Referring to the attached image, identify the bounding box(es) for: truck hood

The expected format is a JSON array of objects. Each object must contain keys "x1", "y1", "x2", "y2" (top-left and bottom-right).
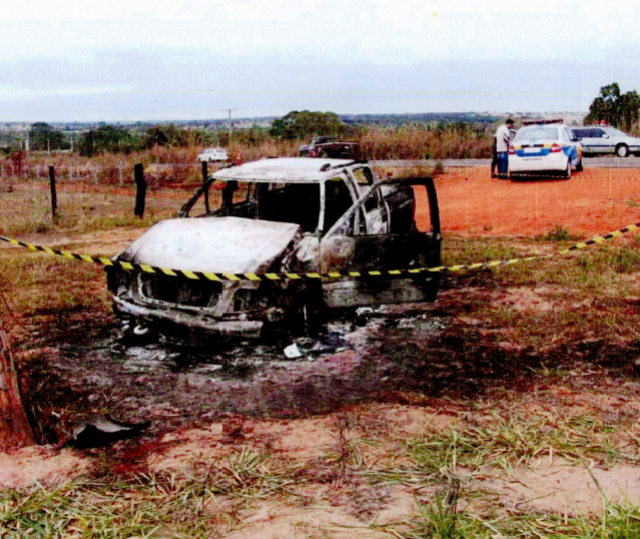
[{"x1": 120, "y1": 217, "x2": 302, "y2": 274}]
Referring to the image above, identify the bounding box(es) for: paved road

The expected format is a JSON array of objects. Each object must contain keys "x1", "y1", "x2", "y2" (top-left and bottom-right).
[{"x1": 372, "y1": 156, "x2": 640, "y2": 168}]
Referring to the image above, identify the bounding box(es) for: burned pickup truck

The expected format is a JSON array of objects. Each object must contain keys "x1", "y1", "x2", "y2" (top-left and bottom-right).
[{"x1": 107, "y1": 158, "x2": 441, "y2": 340}]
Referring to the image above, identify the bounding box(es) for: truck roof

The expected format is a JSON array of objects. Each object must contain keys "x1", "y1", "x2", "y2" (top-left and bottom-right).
[{"x1": 212, "y1": 157, "x2": 361, "y2": 183}]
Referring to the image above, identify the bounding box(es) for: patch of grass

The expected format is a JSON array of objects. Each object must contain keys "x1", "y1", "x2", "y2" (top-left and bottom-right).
[
  {"x1": 626, "y1": 197, "x2": 640, "y2": 208},
  {"x1": 540, "y1": 225, "x2": 576, "y2": 242},
  {"x1": 409, "y1": 413, "x2": 598, "y2": 473},
  {"x1": 0, "y1": 250, "x2": 110, "y2": 321},
  {"x1": 0, "y1": 182, "x2": 191, "y2": 238},
  {"x1": 189, "y1": 446, "x2": 303, "y2": 500},
  {"x1": 440, "y1": 234, "x2": 640, "y2": 348},
  {"x1": 361, "y1": 408, "x2": 640, "y2": 538},
  {"x1": 580, "y1": 247, "x2": 640, "y2": 275},
  {"x1": 442, "y1": 236, "x2": 531, "y2": 267},
  {"x1": 365, "y1": 410, "x2": 632, "y2": 491},
  {"x1": 0, "y1": 448, "x2": 305, "y2": 539}
]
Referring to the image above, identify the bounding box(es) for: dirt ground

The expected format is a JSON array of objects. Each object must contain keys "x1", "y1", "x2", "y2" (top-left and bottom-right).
[
  {"x1": 417, "y1": 165, "x2": 640, "y2": 236},
  {"x1": 4, "y1": 164, "x2": 640, "y2": 536}
]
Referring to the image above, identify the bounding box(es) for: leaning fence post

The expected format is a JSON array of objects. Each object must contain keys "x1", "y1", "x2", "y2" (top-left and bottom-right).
[
  {"x1": 48, "y1": 166, "x2": 57, "y2": 218},
  {"x1": 202, "y1": 161, "x2": 210, "y2": 213},
  {"x1": 134, "y1": 163, "x2": 146, "y2": 218},
  {"x1": 0, "y1": 317, "x2": 35, "y2": 449}
]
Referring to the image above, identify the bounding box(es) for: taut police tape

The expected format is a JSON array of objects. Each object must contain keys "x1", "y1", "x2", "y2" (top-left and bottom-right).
[{"x1": 1, "y1": 222, "x2": 639, "y2": 282}]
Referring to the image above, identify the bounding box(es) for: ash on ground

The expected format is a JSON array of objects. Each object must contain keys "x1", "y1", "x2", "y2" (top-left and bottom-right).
[{"x1": 43, "y1": 305, "x2": 447, "y2": 435}]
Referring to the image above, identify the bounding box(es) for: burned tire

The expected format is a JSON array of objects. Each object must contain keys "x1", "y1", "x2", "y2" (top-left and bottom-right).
[{"x1": 616, "y1": 144, "x2": 630, "y2": 158}]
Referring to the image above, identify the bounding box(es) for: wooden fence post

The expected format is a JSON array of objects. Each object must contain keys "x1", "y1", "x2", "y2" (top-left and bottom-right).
[
  {"x1": 0, "y1": 319, "x2": 35, "y2": 449},
  {"x1": 202, "y1": 161, "x2": 209, "y2": 213},
  {"x1": 49, "y1": 166, "x2": 57, "y2": 218},
  {"x1": 134, "y1": 163, "x2": 146, "y2": 218}
]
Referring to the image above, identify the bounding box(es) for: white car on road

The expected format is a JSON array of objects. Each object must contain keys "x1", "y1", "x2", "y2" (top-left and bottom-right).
[
  {"x1": 197, "y1": 147, "x2": 228, "y2": 162},
  {"x1": 570, "y1": 126, "x2": 640, "y2": 158}
]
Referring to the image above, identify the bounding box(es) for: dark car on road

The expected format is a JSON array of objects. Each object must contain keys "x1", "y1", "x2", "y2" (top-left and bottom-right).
[{"x1": 299, "y1": 136, "x2": 359, "y2": 159}]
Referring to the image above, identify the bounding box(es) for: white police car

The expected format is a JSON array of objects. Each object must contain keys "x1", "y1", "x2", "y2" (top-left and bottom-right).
[{"x1": 509, "y1": 124, "x2": 583, "y2": 179}]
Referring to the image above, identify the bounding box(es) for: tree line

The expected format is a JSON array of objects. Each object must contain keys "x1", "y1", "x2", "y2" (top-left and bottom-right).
[{"x1": 5, "y1": 84, "x2": 639, "y2": 158}]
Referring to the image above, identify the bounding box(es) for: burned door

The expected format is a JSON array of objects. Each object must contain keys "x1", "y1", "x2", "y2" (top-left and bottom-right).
[{"x1": 319, "y1": 178, "x2": 441, "y2": 308}]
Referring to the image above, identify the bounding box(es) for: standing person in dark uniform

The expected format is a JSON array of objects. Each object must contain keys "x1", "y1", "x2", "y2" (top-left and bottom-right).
[
  {"x1": 495, "y1": 118, "x2": 514, "y2": 179},
  {"x1": 490, "y1": 133, "x2": 498, "y2": 178}
]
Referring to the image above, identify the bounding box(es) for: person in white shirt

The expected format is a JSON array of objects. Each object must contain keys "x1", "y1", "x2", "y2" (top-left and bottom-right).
[{"x1": 495, "y1": 118, "x2": 514, "y2": 179}]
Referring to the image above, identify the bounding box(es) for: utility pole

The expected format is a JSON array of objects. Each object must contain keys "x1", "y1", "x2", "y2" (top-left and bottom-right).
[{"x1": 222, "y1": 108, "x2": 237, "y2": 143}]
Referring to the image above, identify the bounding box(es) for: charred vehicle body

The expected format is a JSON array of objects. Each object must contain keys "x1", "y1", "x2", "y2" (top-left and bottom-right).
[{"x1": 107, "y1": 158, "x2": 442, "y2": 340}]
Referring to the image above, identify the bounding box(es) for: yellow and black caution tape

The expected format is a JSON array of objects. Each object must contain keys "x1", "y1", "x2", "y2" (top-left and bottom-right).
[{"x1": 1, "y1": 222, "x2": 639, "y2": 282}]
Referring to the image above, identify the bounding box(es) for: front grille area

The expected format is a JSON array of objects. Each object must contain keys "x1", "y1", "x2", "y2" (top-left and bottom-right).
[{"x1": 139, "y1": 274, "x2": 223, "y2": 308}]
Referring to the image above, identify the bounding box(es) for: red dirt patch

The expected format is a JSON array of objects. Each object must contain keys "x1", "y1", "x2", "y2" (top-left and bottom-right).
[
  {"x1": 481, "y1": 460, "x2": 640, "y2": 515},
  {"x1": 0, "y1": 446, "x2": 90, "y2": 489},
  {"x1": 415, "y1": 166, "x2": 640, "y2": 236}
]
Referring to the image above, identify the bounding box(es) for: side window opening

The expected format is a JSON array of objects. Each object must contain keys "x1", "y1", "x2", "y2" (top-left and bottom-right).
[
  {"x1": 218, "y1": 181, "x2": 258, "y2": 218},
  {"x1": 352, "y1": 168, "x2": 374, "y2": 188},
  {"x1": 363, "y1": 184, "x2": 382, "y2": 213},
  {"x1": 359, "y1": 186, "x2": 388, "y2": 235},
  {"x1": 385, "y1": 185, "x2": 417, "y2": 234},
  {"x1": 324, "y1": 177, "x2": 355, "y2": 232},
  {"x1": 352, "y1": 184, "x2": 419, "y2": 236}
]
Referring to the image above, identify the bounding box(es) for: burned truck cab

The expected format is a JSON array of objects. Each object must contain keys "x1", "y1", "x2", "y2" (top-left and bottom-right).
[{"x1": 108, "y1": 158, "x2": 441, "y2": 340}]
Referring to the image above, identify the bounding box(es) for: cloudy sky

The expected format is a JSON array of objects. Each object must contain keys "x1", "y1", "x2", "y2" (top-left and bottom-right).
[{"x1": 1, "y1": 0, "x2": 639, "y2": 121}]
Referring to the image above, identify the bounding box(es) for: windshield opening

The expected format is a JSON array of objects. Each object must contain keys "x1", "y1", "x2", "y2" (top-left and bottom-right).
[{"x1": 190, "y1": 180, "x2": 322, "y2": 234}]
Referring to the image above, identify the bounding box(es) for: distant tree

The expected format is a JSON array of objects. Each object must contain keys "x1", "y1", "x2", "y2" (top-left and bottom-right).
[
  {"x1": 77, "y1": 125, "x2": 135, "y2": 156},
  {"x1": 269, "y1": 110, "x2": 347, "y2": 140},
  {"x1": 28, "y1": 122, "x2": 69, "y2": 151},
  {"x1": 143, "y1": 124, "x2": 189, "y2": 148},
  {"x1": 585, "y1": 82, "x2": 640, "y2": 131}
]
